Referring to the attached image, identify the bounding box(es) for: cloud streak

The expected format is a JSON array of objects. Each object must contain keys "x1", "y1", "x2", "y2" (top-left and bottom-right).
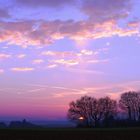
[
  {"x1": 16, "y1": 54, "x2": 26, "y2": 59},
  {"x1": 0, "y1": 53, "x2": 11, "y2": 60},
  {"x1": 33, "y1": 59, "x2": 44, "y2": 64},
  {"x1": 11, "y1": 67, "x2": 35, "y2": 72},
  {"x1": 51, "y1": 59, "x2": 79, "y2": 66}
]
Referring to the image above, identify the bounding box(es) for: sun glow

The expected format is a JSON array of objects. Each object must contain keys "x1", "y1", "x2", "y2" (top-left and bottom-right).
[{"x1": 79, "y1": 116, "x2": 84, "y2": 120}]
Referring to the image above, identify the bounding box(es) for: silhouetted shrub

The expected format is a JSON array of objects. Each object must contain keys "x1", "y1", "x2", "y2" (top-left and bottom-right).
[
  {"x1": 0, "y1": 122, "x2": 7, "y2": 128},
  {"x1": 9, "y1": 119, "x2": 41, "y2": 128}
]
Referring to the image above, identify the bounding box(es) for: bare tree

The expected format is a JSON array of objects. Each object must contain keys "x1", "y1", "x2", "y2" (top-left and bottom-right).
[
  {"x1": 98, "y1": 97, "x2": 117, "y2": 126},
  {"x1": 137, "y1": 92, "x2": 140, "y2": 121},
  {"x1": 68, "y1": 96, "x2": 117, "y2": 127},
  {"x1": 67, "y1": 96, "x2": 97, "y2": 127},
  {"x1": 119, "y1": 91, "x2": 140, "y2": 121}
]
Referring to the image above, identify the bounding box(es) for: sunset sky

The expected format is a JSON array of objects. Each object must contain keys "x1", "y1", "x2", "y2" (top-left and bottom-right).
[{"x1": 0, "y1": 0, "x2": 140, "y2": 121}]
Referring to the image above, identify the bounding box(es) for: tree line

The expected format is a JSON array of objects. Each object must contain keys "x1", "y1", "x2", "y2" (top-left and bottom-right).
[
  {"x1": 0, "y1": 119, "x2": 41, "y2": 129},
  {"x1": 67, "y1": 91, "x2": 140, "y2": 128}
]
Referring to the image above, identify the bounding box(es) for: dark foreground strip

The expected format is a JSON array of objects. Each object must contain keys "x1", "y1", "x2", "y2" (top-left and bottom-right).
[{"x1": 0, "y1": 128, "x2": 140, "y2": 140}]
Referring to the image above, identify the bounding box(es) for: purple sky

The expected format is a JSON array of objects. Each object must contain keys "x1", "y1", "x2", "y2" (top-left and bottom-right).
[{"x1": 0, "y1": 0, "x2": 140, "y2": 121}]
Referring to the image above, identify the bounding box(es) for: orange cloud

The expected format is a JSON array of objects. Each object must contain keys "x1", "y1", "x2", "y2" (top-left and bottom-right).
[
  {"x1": 11, "y1": 67, "x2": 34, "y2": 72},
  {"x1": 41, "y1": 51, "x2": 75, "y2": 57},
  {"x1": 127, "y1": 21, "x2": 140, "y2": 28},
  {"x1": 52, "y1": 59, "x2": 79, "y2": 66}
]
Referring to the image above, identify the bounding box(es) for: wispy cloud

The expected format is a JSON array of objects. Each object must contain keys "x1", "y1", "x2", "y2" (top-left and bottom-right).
[
  {"x1": 11, "y1": 67, "x2": 35, "y2": 72},
  {"x1": 41, "y1": 51, "x2": 75, "y2": 57},
  {"x1": 51, "y1": 59, "x2": 79, "y2": 66},
  {"x1": 83, "y1": 80, "x2": 140, "y2": 99},
  {"x1": 66, "y1": 67, "x2": 105, "y2": 75},
  {"x1": 0, "y1": 53, "x2": 11, "y2": 60},
  {"x1": 32, "y1": 59, "x2": 44, "y2": 64},
  {"x1": 53, "y1": 90, "x2": 87, "y2": 98},
  {"x1": 27, "y1": 81, "x2": 140, "y2": 99},
  {"x1": 87, "y1": 59, "x2": 110, "y2": 64},
  {"x1": 27, "y1": 83, "x2": 88, "y2": 98},
  {"x1": 41, "y1": 51, "x2": 55, "y2": 56},
  {"x1": 47, "y1": 64, "x2": 58, "y2": 69},
  {"x1": 17, "y1": 54, "x2": 26, "y2": 59},
  {"x1": 80, "y1": 49, "x2": 93, "y2": 56}
]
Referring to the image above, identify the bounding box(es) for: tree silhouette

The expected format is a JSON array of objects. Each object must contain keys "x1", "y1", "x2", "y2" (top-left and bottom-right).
[
  {"x1": 68, "y1": 96, "x2": 117, "y2": 127},
  {"x1": 119, "y1": 91, "x2": 140, "y2": 121},
  {"x1": 98, "y1": 97, "x2": 117, "y2": 127},
  {"x1": 67, "y1": 96, "x2": 97, "y2": 127}
]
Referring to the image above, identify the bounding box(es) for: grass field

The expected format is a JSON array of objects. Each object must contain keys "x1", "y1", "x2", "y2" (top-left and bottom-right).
[{"x1": 0, "y1": 127, "x2": 140, "y2": 140}]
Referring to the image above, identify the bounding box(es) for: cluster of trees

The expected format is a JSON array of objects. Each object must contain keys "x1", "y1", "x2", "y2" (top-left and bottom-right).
[{"x1": 68, "y1": 91, "x2": 140, "y2": 127}]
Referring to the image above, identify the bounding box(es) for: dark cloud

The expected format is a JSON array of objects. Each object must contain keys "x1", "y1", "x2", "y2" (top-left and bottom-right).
[
  {"x1": 81, "y1": 0, "x2": 132, "y2": 22},
  {"x1": 15, "y1": 0, "x2": 76, "y2": 8},
  {"x1": 0, "y1": 8, "x2": 10, "y2": 18},
  {"x1": 14, "y1": 0, "x2": 133, "y2": 23}
]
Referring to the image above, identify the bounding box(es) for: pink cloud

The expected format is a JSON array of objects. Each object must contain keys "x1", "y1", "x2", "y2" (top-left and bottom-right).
[
  {"x1": 47, "y1": 64, "x2": 58, "y2": 69},
  {"x1": 0, "y1": 53, "x2": 11, "y2": 60},
  {"x1": 0, "y1": 20, "x2": 136, "y2": 47},
  {"x1": 127, "y1": 20, "x2": 140, "y2": 28},
  {"x1": 80, "y1": 49, "x2": 93, "y2": 55},
  {"x1": 0, "y1": 69, "x2": 4, "y2": 74},
  {"x1": 51, "y1": 59, "x2": 79, "y2": 66},
  {"x1": 32, "y1": 59, "x2": 44, "y2": 64},
  {"x1": 87, "y1": 59, "x2": 110, "y2": 64},
  {"x1": 66, "y1": 67, "x2": 105, "y2": 75},
  {"x1": 41, "y1": 51, "x2": 75, "y2": 57},
  {"x1": 17, "y1": 54, "x2": 26, "y2": 59}
]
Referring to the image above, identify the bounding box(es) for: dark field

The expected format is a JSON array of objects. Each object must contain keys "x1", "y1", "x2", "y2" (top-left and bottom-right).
[{"x1": 0, "y1": 128, "x2": 140, "y2": 140}]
